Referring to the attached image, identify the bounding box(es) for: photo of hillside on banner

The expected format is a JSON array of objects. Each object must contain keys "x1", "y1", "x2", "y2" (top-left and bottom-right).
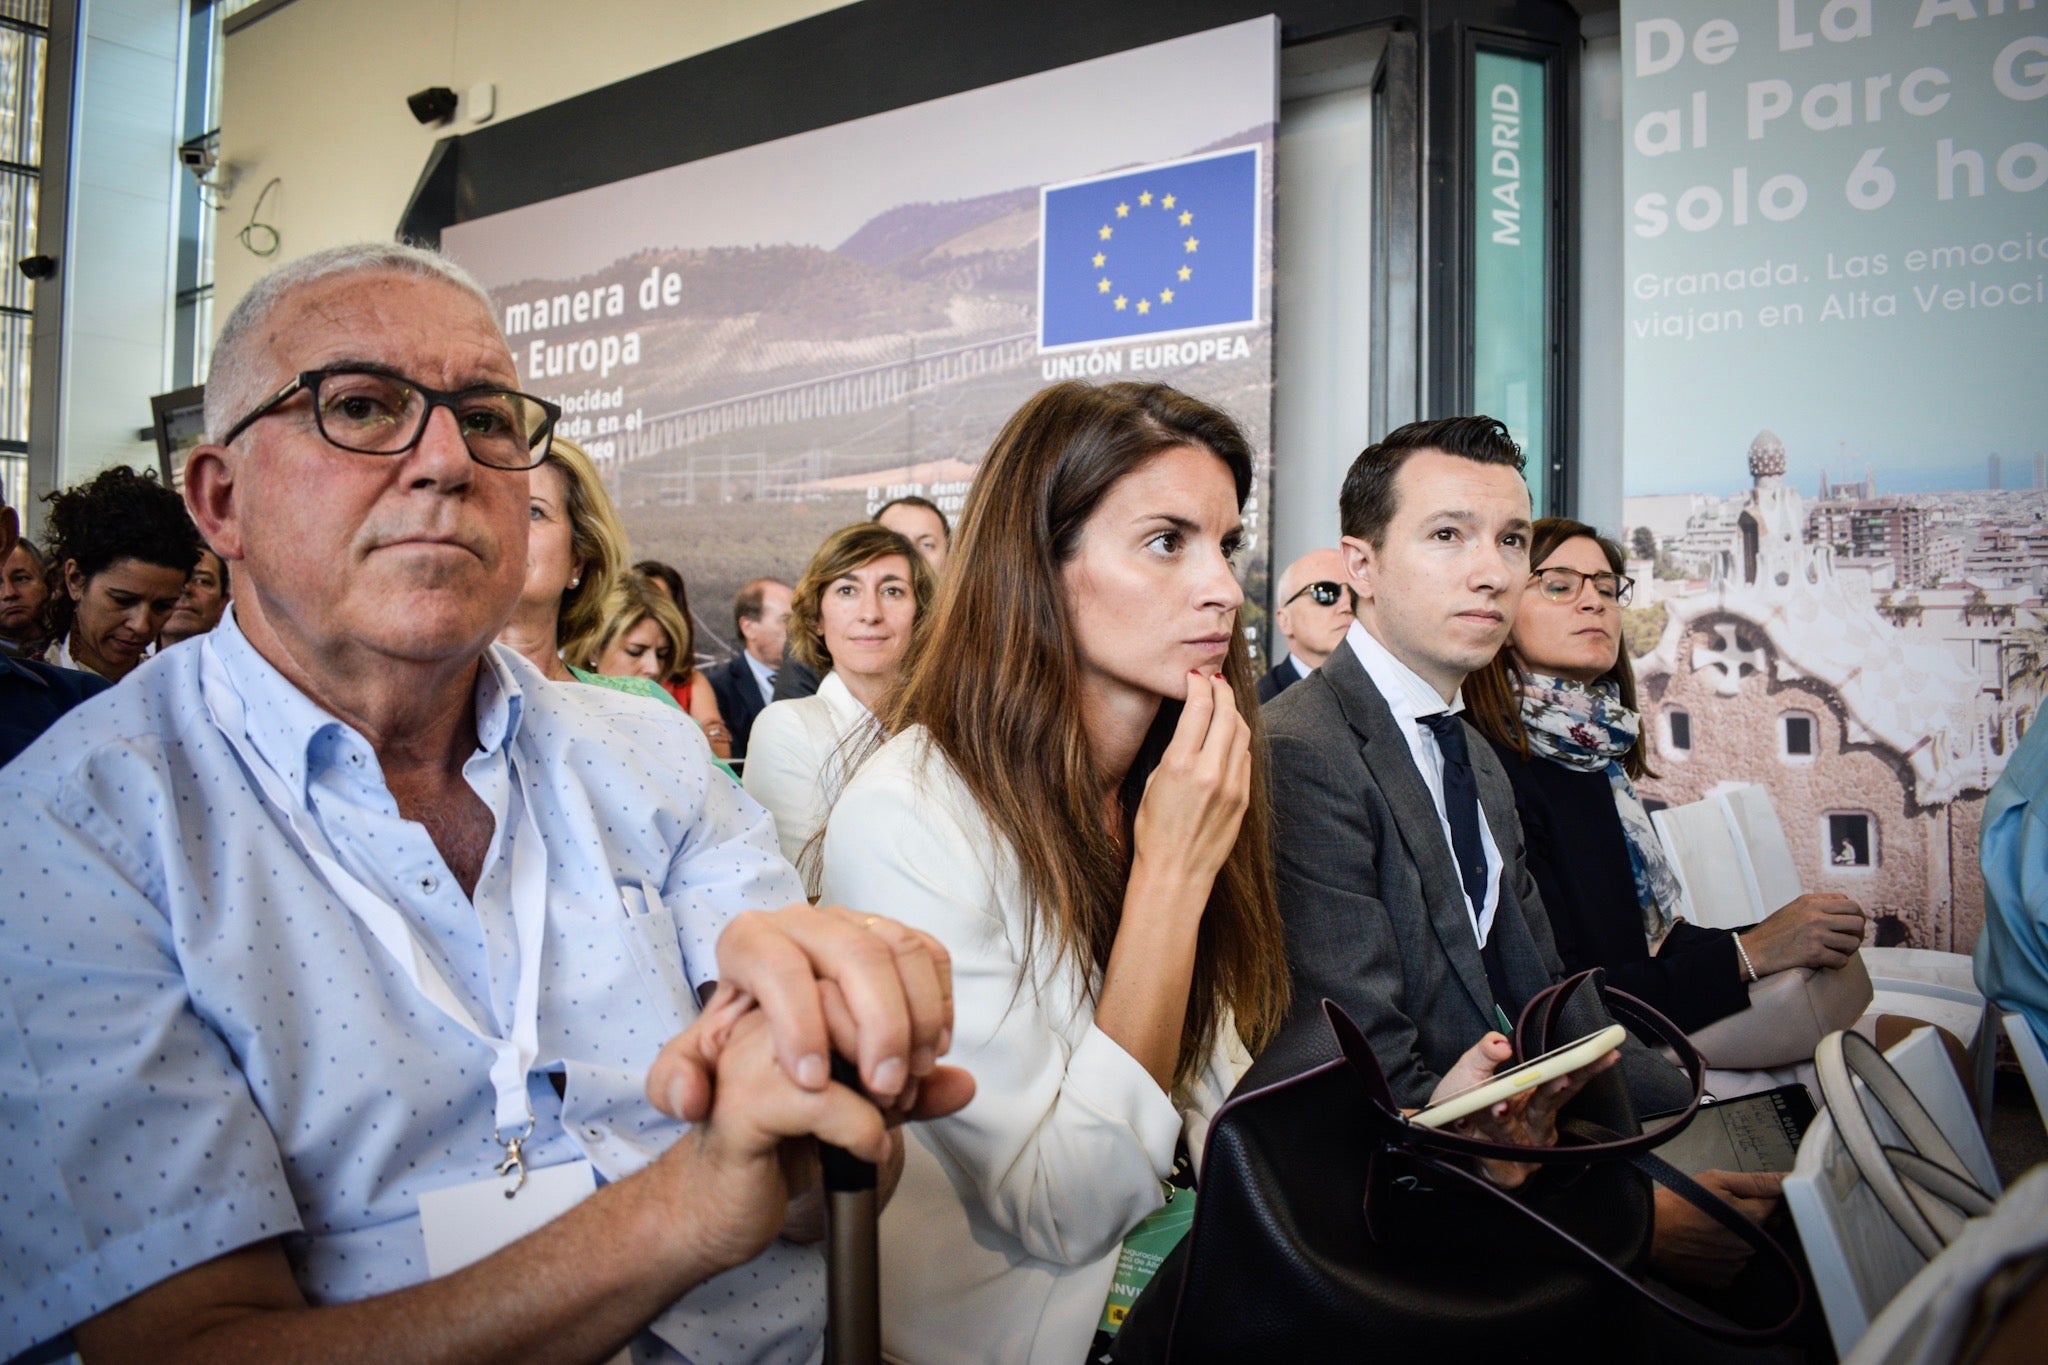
[
  {"x1": 1619, "y1": 0, "x2": 2048, "y2": 953},
  {"x1": 443, "y1": 17, "x2": 1278, "y2": 661}
]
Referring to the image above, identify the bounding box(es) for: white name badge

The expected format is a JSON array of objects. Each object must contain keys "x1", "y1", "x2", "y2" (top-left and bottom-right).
[{"x1": 419, "y1": 1160, "x2": 631, "y2": 1365}]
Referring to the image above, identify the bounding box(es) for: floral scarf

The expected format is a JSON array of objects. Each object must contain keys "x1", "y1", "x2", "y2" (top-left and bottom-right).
[{"x1": 1516, "y1": 673, "x2": 1691, "y2": 940}]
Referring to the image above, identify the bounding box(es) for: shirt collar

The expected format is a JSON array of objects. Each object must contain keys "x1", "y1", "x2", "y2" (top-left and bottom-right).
[
  {"x1": 1345, "y1": 618, "x2": 1465, "y2": 727},
  {"x1": 1285, "y1": 652, "x2": 1315, "y2": 681},
  {"x1": 474, "y1": 642, "x2": 527, "y2": 755},
  {"x1": 47, "y1": 634, "x2": 104, "y2": 678},
  {"x1": 207, "y1": 606, "x2": 526, "y2": 805},
  {"x1": 817, "y1": 669, "x2": 876, "y2": 730},
  {"x1": 745, "y1": 650, "x2": 776, "y2": 693}
]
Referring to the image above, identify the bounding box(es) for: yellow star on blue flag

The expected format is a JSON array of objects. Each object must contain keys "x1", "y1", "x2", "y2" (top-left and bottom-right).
[{"x1": 1038, "y1": 146, "x2": 1260, "y2": 349}]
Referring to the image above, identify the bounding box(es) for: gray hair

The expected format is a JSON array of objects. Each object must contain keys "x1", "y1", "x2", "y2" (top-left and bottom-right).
[{"x1": 204, "y1": 241, "x2": 499, "y2": 443}]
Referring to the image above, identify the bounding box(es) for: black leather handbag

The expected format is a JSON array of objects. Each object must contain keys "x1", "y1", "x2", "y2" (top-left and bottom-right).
[{"x1": 1111, "y1": 971, "x2": 1805, "y2": 1362}]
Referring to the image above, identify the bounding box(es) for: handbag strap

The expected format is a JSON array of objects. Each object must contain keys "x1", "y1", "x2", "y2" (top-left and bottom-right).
[
  {"x1": 1813, "y1": 1029, "x2": 1996, "y2": 1259},
  {"x1": 1354, "y1": 970, "x2": 1705, "y2": 1167},
  {"x1": 1392, "y1": 1139, "x2": 1806, "y2": 1340}
]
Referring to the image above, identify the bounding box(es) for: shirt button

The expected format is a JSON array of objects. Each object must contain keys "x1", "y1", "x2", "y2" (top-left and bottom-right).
[{"x1": 418, "y1": 874, "x2": 439, "y2": 894}]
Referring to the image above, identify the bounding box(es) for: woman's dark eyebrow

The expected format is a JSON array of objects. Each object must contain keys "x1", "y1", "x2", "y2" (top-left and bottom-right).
[{"x1": 1137, "y1": 513, "x2": 1245, "y2": 538}]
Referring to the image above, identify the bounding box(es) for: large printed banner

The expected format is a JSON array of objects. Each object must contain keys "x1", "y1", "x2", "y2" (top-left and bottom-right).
[
  {"x1": 1621, "y1": 1, "x2": 2048, "y2": 951},
  {"x1": 444, "y1": 18, "x2": 1278, "y2": 659}
]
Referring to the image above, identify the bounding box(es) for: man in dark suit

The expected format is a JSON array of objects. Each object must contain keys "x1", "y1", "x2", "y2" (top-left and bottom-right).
[
  {"x1": 1265, "y1": 416, "x2": 1774, "y2": 1283},
  {"x1": 703, "y1": 577, "x2": 791, "y2": 760},
  {"x1": 1257, "y1": 547, "x2": 1352, "y2": 702}
]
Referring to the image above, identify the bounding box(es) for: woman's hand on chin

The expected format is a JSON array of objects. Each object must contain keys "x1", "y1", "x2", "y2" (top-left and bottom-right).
[{"x1": 1130, "y1": 671, "x2": 1251, "y2": 901}]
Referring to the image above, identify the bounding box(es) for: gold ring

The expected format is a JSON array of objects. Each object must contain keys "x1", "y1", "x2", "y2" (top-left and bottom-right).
[{"x1": 863, "y1": 915, "x2": 882, "y2": 930}]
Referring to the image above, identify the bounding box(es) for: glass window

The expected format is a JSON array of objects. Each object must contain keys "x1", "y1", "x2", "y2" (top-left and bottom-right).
[
  {"x1": 1781, "y1": 711, "x2": 1815, "y2": 759},
  {"x1": 1665, "y1": 708, "x2": 1691, "y2": 754},
  {"x1": 1827, "y1": 813, "x2": 1875, "y2": 868},
  {"x1": 0, "y1": 2, "x2": 45, "y2": 472},
  {"x1": 168, "y1": 0, "x2": 265, "y2": 389}
]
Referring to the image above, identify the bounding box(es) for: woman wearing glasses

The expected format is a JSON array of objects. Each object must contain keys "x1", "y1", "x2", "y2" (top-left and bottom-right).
[{"x1": 1463, "y1": 518, "x2": 1864, "y2": 1034}]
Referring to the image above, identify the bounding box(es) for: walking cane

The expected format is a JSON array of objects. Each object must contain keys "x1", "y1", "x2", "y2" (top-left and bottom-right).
[{"x1": 821, "y1": 1057, "x2": 881, "y2": 1365}]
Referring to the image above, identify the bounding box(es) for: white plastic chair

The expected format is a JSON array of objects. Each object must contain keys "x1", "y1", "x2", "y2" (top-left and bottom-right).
[
  {"x1": 1784, "y1": 1026, "x2": 2003, "y2": 1358},
  {"x1": 1842, "y1": 1163, "x2": 2048, "y2": 1365},
  {"x1": 2004, "y1": 1010, "x2": 2048, "y2": 1134},
  {"x1": 1861, "y1": 946, "x2": 1997, "y2": 1127}
]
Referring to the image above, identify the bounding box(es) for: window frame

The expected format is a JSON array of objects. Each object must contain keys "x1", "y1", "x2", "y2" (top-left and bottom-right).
[
  {"x1": 1779, "y1": 709, "x2": 1817, "y2": 762},
  {"x1": 1824, "y1": 811, "x2": 1877, "y2": 871},
  {"x1": 1662, "y1": 706, "x2": 1692, "y2": 758}
]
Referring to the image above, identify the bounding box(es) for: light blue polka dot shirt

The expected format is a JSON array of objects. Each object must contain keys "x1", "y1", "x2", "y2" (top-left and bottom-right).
[{"x1": 0, "y1": 609, "x2": 821, "y2": 1362}]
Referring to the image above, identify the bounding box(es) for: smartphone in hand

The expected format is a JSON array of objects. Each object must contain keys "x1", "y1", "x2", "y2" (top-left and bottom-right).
[{"x1": 1407, "y1": 1024, "x2": 1626, "y2": 1130}]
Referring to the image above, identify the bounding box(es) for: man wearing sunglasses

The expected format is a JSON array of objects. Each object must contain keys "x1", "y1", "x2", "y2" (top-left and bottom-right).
[
  {"x1": 1258, "y1": 548, "x2": 1352, "y2": 702},
  {"x1": 0, "y1": 243, "x2": 968, "y2": 1365}
]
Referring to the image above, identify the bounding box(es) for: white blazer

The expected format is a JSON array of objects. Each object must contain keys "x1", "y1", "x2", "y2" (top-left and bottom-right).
[
  {"x1": 743, "y1": 671, "x2": 879, "y2": 876},
  {"x1": 819, "y1": 727, "x2": 1245, "y2": 1365}
]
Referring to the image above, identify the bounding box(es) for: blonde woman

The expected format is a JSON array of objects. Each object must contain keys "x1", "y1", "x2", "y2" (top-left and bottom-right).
[
  {"x1": 577, "y1": 576, "x2": 732, "y2": 759},
  {"x1": 496, "y1": 436, "x2": 626, "y2": 682}
]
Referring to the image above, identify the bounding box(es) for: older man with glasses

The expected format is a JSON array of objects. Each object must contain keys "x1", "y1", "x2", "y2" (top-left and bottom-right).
[
  {"x1": 0, "y1": 243, "x2": 968, "y2": 1365},
  {"x1": 1257, "y1": 546, "x2": 1353, "y2": 702}
]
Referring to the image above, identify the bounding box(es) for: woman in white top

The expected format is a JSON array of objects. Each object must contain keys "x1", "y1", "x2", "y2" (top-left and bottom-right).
[
  {"x1": 817, "y1": 381, "x2": 1291, "y2": 1365},
  {"x1": 744, "y1": 522, "x2": 935, "y2": 883}
]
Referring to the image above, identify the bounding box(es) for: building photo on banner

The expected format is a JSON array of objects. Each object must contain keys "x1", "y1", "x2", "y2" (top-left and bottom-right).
[
  {"x1": 1619, "y1": 0, "x2": 2048, "y2": 951},
  {"x1": 443, "y1": 17, "x2": 1278, "y2": 661}
]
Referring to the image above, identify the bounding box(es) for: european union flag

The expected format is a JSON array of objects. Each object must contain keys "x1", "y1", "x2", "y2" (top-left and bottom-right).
[{"x1": 1038, "y1": 146, "x2": 1261, "y2": 351}]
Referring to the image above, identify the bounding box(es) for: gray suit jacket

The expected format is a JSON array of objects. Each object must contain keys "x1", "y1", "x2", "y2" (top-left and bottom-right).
[{"x1": 1263, "y1": 638, "x2": 1689, "y2": 1116}]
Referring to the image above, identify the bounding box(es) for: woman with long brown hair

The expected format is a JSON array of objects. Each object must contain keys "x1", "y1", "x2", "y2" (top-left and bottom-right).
[{"x1": 817, "y1": 381, "x2": 1289, "y2": 1364}]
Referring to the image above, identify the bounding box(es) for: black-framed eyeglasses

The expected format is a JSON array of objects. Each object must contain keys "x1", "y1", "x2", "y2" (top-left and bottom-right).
[
  {"x1": 1531, "y1": 566, "x2": 1635, "y2": 607},
  {"x1": 218, "y1": 367, "x2": 562, "y2": 471},
  {"x1": 1284, "y1": 580, "x2": 1350, "y2": 608}
]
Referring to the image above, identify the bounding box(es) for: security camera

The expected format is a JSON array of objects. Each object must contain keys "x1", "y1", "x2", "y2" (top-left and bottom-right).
[
  {"x1": 17, "y1": 254, "x2": 56, "y2": 281},
  {"x1": 178, "y1": 140, "x2": 216, "y2": 175},
  {"x1": 407, "y1": 87, "x2": 458, "y2": 125}
]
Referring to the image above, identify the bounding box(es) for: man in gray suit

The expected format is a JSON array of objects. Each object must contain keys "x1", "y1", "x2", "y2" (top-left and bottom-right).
[{"x1": 1265, "y1": 415, "x2": 1778, "y2": 1284}]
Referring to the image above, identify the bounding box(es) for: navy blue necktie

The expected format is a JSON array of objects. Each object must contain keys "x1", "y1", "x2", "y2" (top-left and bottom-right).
[{"x1": 1419, "y1": 710, "x2": 1515, "y2": 1014}]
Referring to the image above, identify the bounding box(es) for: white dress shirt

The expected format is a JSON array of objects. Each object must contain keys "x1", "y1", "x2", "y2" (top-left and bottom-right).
[
  {"x1": 745, "y1": 649, "x2": 777, "y2": 707},
  {"x1": 44, "y1": 633, "x2": 98, "y2": 678},
  {"x1": 0, "y1": 609, "x2": 819, "y2": 1363},
  {"x1": 743, "y1": 670, "x2": 880, "y2": 877},
  {"x1": 1285, "y1": 652, "x2": 1314, "y2": 683},
  {"x1": 1344, "y1": 619, "x2": 1504, "y2": 946},
  {"x1": 820, "y1": 728, "x2": 1246, "y2": 1365}
]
